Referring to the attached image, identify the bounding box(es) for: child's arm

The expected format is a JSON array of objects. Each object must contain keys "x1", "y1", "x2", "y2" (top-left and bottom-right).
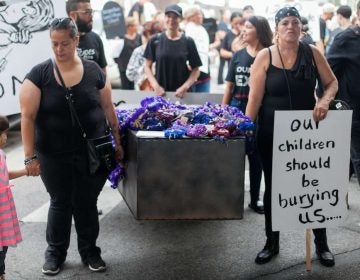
[{"x1": 9, "y1": 168, "x2": 28, "y2": 180}]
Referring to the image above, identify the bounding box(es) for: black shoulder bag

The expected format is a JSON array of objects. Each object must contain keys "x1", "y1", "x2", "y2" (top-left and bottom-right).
[{"x1": 52, "y1": 60, "x2": 117, "y2": 174}]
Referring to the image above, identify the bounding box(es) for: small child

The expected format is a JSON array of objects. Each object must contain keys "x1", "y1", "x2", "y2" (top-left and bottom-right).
[{"x1": 0, "y1": 115, "x2": 27, "y2": 280}]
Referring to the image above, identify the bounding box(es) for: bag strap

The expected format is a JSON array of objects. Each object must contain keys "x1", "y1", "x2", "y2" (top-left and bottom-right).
[{"x1": 52, "y1": 59, "x2": 88, "y2": 139}]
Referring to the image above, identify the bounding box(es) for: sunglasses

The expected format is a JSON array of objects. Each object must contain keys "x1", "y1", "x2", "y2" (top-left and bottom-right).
[
  {"x1": 50, "y1": 17, "x2": 73, "y2": 28},
  {"x1": 75, "y1": 9, "x2": 94, "y2": 16}
]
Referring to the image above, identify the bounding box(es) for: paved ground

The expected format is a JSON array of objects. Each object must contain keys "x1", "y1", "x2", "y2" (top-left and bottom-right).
[{"x1": 3, "y1": 130, "x2": 360, "y2": 280}]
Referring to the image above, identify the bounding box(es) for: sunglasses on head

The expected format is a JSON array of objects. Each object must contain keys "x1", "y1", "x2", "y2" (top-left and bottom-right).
[{"x1": 50, "y1": 17, "x2": 73, "y2": 28}]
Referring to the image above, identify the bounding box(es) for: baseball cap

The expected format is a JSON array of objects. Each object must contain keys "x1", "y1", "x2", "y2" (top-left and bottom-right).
[{"x1": 165, "y1": 4, "x2": 182, "y2": 17}]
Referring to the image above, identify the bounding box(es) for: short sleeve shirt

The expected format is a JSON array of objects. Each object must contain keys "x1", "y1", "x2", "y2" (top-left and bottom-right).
[
  {"x1": 143, "y1": 32, "x2": 202, "y2": 91},
  {"x1": 25, "y1": 59, "x2": 107, "y2": 154},
  {"x1": 226, "y1": 48, "x2": 254, "y2": 100},
  {"x1": 77, "y1": 31, "x2": 107, "y2": 68}
]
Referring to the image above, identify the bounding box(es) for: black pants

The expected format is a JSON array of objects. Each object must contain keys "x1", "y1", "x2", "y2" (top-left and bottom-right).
[
  {"x1": 257, "y1": 129, "x2": 327, "y2": 240},
  {"x1": 248, "y1": 149, "x2": 263, "y2": 205},
  {"x1": 217, "y1": 58, "x2": 227, "y2": 84},
  {"x1": 119, "y1": 70, "x2": 134, "y2": 90},
  {"x1": 0, "y1": 246, "x2": 8, "y2": 275},
  {"x1": 38, "y1": 149, "x2": 107, "y2": 264}
]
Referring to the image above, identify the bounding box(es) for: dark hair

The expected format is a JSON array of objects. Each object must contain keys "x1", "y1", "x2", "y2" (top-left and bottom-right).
[
  {"x1": 0, "y1": 115, "x2": 9, "y2": 133},
  {"x1": 50, "y1": 17, "x2": 78, "y2": 38},
  {"x1": 247, "y1": 16, "x2": 273, "y2": 48},
  {"x1": 358, "y1": 0, "x2": 360, "y2": 12},
  {"x1": 66, "y1": 0, "x2": 90, "y2": 15},
  {"x1": 243, "y1": 5, "x2": 254, "y2": 12},
  {"x1": 230, "y1": 11, "x2": 242, "y2": 22},
  {"x1": 301, "y1": 16, "x2": 309, "y2": 32},
  {"x1": 336, "y1": 5, "x2": 352, "y2": 19},
  {"x1": 142, "y1": 20, "x2": 163, "y2": 38}
]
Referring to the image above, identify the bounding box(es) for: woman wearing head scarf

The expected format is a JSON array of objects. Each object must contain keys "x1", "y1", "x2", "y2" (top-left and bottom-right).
[{"x1": 245, "y1": 7, "x2": 338, "y2": 266}]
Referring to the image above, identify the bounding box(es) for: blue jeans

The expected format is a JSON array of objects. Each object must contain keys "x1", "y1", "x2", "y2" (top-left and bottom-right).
[
  {"x1": 230, "y1": 97, "x2": 247, "y2": 114},
  {"x1": 191, "y1": 80, "x2": 210, "y2": 93}
]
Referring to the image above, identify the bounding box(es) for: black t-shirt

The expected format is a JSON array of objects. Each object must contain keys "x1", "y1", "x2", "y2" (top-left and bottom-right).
[
  {"x1": 327, "y1": 26, "x2": 360, "y2": 111},
  {"x1": 25, "y1": 59, "x2": 107, "y2": 154},
  {"x1": 319, "y1": 18, "x2": 326, "y2": 43},
  {"x1": 220, "y1": 30, "x2": 237, "y2": 60},
  {"x1": 143, "y1": 32, "x2": 202, "y2": 91},
  {"x1": 226, "y1": 48, "x2": 254, "y2": 101},
  {"x1": 77, "y1": 31, "x2": 107, "y2": 68},
  {"x1": 115, "y1": 34, "x2": 142, "y2": 71}
]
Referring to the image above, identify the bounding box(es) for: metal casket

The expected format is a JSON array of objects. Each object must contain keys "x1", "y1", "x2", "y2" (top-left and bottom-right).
[{"x1": 118, "y1": 130, "x2": 246, "y2": 219}]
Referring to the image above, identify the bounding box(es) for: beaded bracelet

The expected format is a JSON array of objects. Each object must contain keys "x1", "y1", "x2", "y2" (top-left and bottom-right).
[{"x1": 24, "y1": 155, "x2": 38, "y2": 165}]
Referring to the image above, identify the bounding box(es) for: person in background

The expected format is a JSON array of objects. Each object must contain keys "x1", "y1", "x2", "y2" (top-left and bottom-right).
[
  {"x1": 0, "y1": 115, "x2": 29, "y2": 280},
  {"x1": 231, "y1": 5, "x2": 255, "y2": 52},
  {"x1": 242, "y1": 5, "x2": 255, "y2": 20},
  {"x1": 114, "y1": 16, "x2": 142, "y2": 90},
  {"x1": 143, "y1": 0, "x2": 157, "y2": 23},
  {"x1": 327, "y1": 1, "x2": 360, "y2": 187},
  {"x1": 219, "y1": 12, "x2": 244, "y2": 81},
  {"x1": 184, "y1": 6, "x2": 211, "y2": 93},
  {"x1": 300, "y1": 16, "x2": 315, "y2": 45},
  {"x1": 326, "y1": 5, "x2": 352, "y2": 54},
  {"x1": 19, "y1": 18, "x2": 123, "y2": 276},
  {"x1": 126, "y1": 20, "x2": 162, "y2": 90},
  {"x1": 245, "y1": 7, "x2": 338, "y2": 267},
  {"x1": 318, "y1": 3, "x2": 335, "y2": 54},
  {"x1": 128, "y1": 0, "x2": 145, "y2": 25},
  {"x1": 143, "y1": 4, "x2": 202, "y2": 98},
  {"x1": 222, "y1": 16, "x2": 272, "y2": 214},
  {"x1": 216, "y1": 9, "x2": 231, "y2": 85},
  {"x1": 66, "y1": 0, "x2": 107, "y2": 72}
]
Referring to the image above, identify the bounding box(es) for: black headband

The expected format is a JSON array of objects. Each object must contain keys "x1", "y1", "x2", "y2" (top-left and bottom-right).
[
  {"x1": 275, "y1": 6, "x2": 301, "y2": 25},
  {"x1": 247, "y1": 16, "x2": 259, "y2": 27}
]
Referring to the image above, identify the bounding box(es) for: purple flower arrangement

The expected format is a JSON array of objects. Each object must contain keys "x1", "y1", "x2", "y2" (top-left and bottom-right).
[
  {"x1": 116, "y1": 96, "x2": 254, "y2": 138},
  {"x1": 108, "y1": 97, "x2": 254, "y2": 188}
]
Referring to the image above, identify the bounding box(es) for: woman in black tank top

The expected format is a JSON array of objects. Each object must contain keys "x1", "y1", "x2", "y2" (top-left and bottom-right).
[{"x1": 245, "y1": 7, "x2": 338, "y2": 267}]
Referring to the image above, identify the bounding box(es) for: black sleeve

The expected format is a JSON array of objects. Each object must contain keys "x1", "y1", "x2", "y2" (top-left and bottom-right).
[
  {"x1": 186, "y1": 37, "x2": 202, "y2": 69},
  {"x1": 97, "y1": 36, "x2": 108, "y2": 69},
  {"x1": 326, "y1": 32, "x2": 347, "y2": 79},
  {"x1": 143, "y1": 34, "x2": 159, "y2": 61},
  {"x1": 25, "y1": 60, "x2": 49, "y2": 89}
]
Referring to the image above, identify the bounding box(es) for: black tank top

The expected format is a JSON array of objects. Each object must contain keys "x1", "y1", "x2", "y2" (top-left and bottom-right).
[{"x1": 258, "y1": 43, "x2": 317, "y2": 134}]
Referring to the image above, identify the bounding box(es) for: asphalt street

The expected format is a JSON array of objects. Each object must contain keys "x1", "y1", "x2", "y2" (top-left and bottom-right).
[{"x1": 3, "y1": 126, "x2": 360, "y2": 280}]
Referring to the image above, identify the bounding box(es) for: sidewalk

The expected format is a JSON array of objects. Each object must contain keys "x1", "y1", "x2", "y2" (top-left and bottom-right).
[{"x1": 7, "y1": 173, "x2": 360, "y2": 280}]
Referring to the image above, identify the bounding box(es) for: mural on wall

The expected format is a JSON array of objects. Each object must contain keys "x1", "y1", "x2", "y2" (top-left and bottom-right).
[{"x1": 0, "y1": 0, "x2": 64, "y2": 116}]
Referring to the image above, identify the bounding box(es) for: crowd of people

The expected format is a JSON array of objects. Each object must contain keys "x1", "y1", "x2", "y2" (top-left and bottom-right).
[{"x1": 0, "y1": 0, "x2": 359, "y2": 279}]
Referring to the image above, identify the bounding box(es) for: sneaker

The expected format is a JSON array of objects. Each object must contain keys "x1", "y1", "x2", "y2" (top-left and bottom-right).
[
  {"x1": 42, "y1": 260, "x2": 61, "y2": 275},
  {"x1": 85, "y1": 255, "x2": 106, "y2": 272}
]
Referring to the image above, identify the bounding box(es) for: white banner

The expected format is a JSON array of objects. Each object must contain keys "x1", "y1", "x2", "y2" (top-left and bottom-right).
[
  {"x1": 0, "y1": 0, "x2": 66, "y2": 116},
  {"x1": 272, "y1": 110, "x2": 352, "y2": 231}
]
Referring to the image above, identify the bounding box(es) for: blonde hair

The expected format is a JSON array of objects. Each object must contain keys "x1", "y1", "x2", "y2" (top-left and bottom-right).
[
  {"x1": 183, "y1": 6, "x2": 201, "y2": 20},
  {"x1": 125, "y1": 16, "x2": 137, "y2": 26}
]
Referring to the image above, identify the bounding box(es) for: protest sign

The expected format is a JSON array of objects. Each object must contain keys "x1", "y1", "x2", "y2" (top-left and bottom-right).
[{"x1": 272, "y1": 110, "x2": 352, "y2": 231}]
